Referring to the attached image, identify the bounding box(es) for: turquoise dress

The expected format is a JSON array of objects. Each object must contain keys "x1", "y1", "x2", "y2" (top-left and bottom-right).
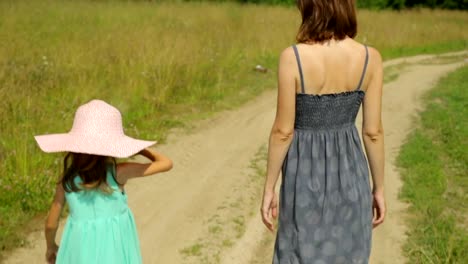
[{"x1": 56, "y1": 165, "x2": 142, "y2": 264}]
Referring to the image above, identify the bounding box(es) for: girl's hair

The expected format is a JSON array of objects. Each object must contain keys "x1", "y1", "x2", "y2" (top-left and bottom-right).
[
  {"x1": 296, "y1": 0, "x2": 357, "y2": 43},
  {"x1": 61, "y1": 153, "x2": 116, "y2": 193}
]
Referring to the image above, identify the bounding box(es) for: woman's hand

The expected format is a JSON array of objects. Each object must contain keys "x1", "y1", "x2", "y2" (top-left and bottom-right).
[
  {"x1": 372, "y1": 190, "x2": 386, "y2": 228},
  {"x1": 261, "y1": 189, "x2": 278, "y2": 232},
  {"x1": 45, "y1": 243, "x2": 58, "y2": 264}
]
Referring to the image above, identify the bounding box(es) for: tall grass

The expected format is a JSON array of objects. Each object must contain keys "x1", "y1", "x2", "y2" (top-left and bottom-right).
[
  {"x1": 397, "y1": 66, "x2": 468, "y2": 263},
  {"x1": 358, "y1": 8, "x2": 468, "y2": 58},
  {"x1": 0, "y1": 0, "x2": 467, "y2": 255},
  {"x1": 0, "y1": 1, "x2": 295, "y2": 254}
]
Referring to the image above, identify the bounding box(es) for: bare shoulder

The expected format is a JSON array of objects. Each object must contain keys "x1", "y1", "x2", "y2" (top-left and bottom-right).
[
  {"x1": 367, "y1": 46, "x2": 383, "y2": 66},
  {"x1": 280, "y1": 46, "x2": 296, "y2": 61},
  {"x1": 116, "y1": 162, "x2": 127, "y2": 171},
  {"x1": 115, "y1": 162, "x2": 132, "y2": 184},
  {"x1": 278, "y1": 46, "x2": 299, "y2": 73},
  {"x1": 53, "y1": 183, "x2": 65, "y2": 204},
  {"x1": 365, "y1": 46, "x2": 383, "y2": 78},
  {"x1": 116, "y1": 161, "x2": 135, "y2": 173}
]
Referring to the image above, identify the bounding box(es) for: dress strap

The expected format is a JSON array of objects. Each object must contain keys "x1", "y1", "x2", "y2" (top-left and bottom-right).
[
  {"x1": 292, "y1": 45, "x2": 306, "y2": 94},
  {"x1": 356, "y1": 45, "x2": 369, "y2": 91}
]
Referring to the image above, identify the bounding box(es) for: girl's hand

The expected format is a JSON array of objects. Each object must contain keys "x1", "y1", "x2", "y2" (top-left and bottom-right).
[
  {"x1": 261, "y1": 189, "x2": 278, "y2": 232},
  {"x1": 45, "y1": 244, "x2": 58, "y2": 264},
  {"x1": 372, "y1": 190, "x2": 386, "y2": 228}
]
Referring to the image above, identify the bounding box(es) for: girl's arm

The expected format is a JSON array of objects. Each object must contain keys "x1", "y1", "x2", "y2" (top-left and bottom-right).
[
  {"x1": 45, "y1": 184, "x2": 65, "y2": 263},
  {"x1": 116, "y1": 148, "x2": 173, "y2": 184},
  {"x1": 362, "y1": 47, "x2": 386, "y2": 228},
  {"x1": 261, "y1": 47, "x2": 297, "y2": 231}
]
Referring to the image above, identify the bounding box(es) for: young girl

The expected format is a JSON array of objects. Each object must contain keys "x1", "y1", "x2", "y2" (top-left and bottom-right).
[{"x1": 35, "y1": 99, "x2": 173, "y2": 264}]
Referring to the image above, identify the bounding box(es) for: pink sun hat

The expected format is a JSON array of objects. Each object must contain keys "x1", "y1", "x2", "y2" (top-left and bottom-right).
[{"x1": 34, "y1": 99, "x2": 156, "y2": 158}]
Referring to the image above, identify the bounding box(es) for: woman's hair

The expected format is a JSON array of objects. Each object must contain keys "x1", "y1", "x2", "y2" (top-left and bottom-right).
[
  {"x1": 296, "y1": 0, "x2": 357, "y2": 43},
  {"x1": 61, "y1": 153, "x2": 116, "y2": 193}
]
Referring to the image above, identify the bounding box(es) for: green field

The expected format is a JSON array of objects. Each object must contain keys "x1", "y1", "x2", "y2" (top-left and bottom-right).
[
  {"x1": 0, "y1": 0, "x2": 467, "y2": 256},
  {"x1": 398, "y1": 66, "x2": 468, "y2": 263}
]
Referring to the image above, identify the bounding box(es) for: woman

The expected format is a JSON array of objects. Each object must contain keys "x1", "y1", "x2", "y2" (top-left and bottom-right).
[{"x1": 261, "y1": 0, "x2": 385, "y2": 263}]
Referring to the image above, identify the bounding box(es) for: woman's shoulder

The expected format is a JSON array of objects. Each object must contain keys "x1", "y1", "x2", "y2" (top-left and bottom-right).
[
  {"x1": 277, "y1": 46, "x2": 302, "y2": 72},
  {"x1": 366, "y1": 46, "x2": 382, "y2": 63},
  {"x1": 349, "y1": 39, "x2": 382, "y2": 71},
  {"x1": 279, "y1": 46, "x2": 297, "y2": 61},
  {"x1": 364, "y1": 45, "x2": 383, "y2": 76},
  {"x1": 279, "y1": 43, "x2": 317, "y2": 56},
  {"x1": 277, "y1": 44, "x2": 322, "y2": 67}
]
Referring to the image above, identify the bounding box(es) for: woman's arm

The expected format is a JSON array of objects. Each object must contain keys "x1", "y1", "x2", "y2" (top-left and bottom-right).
[
  {"x1": 45, "y1": 184, "x2": 65, "y2": 263},
  {"x1": 116, "y1": 148, "x2": 173, "y2": 184},
  {"x1": 261, "y1": 47, "x2": 297, "y2": 231},
  {"x1": 362, "y1": 47, "x2": 386, "y2": 228}
]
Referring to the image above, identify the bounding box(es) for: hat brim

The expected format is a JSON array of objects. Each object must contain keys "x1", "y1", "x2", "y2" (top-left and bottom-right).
[{"x1": 34, "y1": 133, "x2": 156, "y2": 158}]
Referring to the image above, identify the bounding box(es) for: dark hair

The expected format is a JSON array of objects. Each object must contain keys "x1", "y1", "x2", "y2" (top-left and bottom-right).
[
  {"x1": 296, "y1": 0, "x2": 357, "y2": 43},
  {"x1": 61, "y1": 153, "x2": 116, "y2": 193}
]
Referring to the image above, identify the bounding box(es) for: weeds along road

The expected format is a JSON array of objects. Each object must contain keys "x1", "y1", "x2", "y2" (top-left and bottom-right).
[{"x1": 4, "y1": 51, "x2": 467, "y2": 264}]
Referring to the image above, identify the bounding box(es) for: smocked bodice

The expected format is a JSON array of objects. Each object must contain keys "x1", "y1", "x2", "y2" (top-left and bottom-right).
[{"x1": 295, "y1": 90, "x2": 365, "y2": 131}]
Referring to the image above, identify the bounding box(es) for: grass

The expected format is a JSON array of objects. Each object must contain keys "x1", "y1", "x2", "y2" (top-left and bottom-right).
[
  {"x1": 180, "y1": 243, "x2": 204, "y2": 257},
  {"x1": 0, "y1": 0, "x2": 467, "y2": 257},
  {"x1": 0, "y1": 1, "x2": 289, "y2": 256},
  {"x1": 358, "y1": 9, "x2": 468, "y2": 59},
  {"x1": 397, "y1": 65, "x2": 468, "y2": 263}
]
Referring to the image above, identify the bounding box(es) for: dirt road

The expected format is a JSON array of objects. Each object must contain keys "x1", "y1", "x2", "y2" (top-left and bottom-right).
[{"x1": 4, "y1": 51, "x2": 466, "y2": 264}]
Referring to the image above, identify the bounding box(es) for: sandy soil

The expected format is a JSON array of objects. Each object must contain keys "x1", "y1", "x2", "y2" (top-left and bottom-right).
[{"x1": 4, "y1": 51, "x2": 467, "y2": 264}]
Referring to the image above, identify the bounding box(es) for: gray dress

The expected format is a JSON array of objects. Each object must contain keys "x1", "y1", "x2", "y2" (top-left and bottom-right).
[{"x1": 273, "y1": 45, "x2": 372, "y2": 264}]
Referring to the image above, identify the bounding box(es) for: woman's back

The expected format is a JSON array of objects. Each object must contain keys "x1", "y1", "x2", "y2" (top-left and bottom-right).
[
  {"x1": 261, "y1": 1, "x2": 385, "y2": 263},
  {"x1": 273, "y1": 42, "x2": 374, "y2": 262},
  {"x1": 293, "y1": 39, "x2": 374, "y2": 95},
  {"x1": 268, "y1": 38, "x2": 382, "y2": 264}
]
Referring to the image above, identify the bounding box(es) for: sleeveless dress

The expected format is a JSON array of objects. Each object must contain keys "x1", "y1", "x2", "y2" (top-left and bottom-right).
[
  {"x1": 56, "y1": 165, "x2": 142, "y2": 264},
  {"x1": 273, "y1": 45, "x2": 373, "y2": 264}
]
